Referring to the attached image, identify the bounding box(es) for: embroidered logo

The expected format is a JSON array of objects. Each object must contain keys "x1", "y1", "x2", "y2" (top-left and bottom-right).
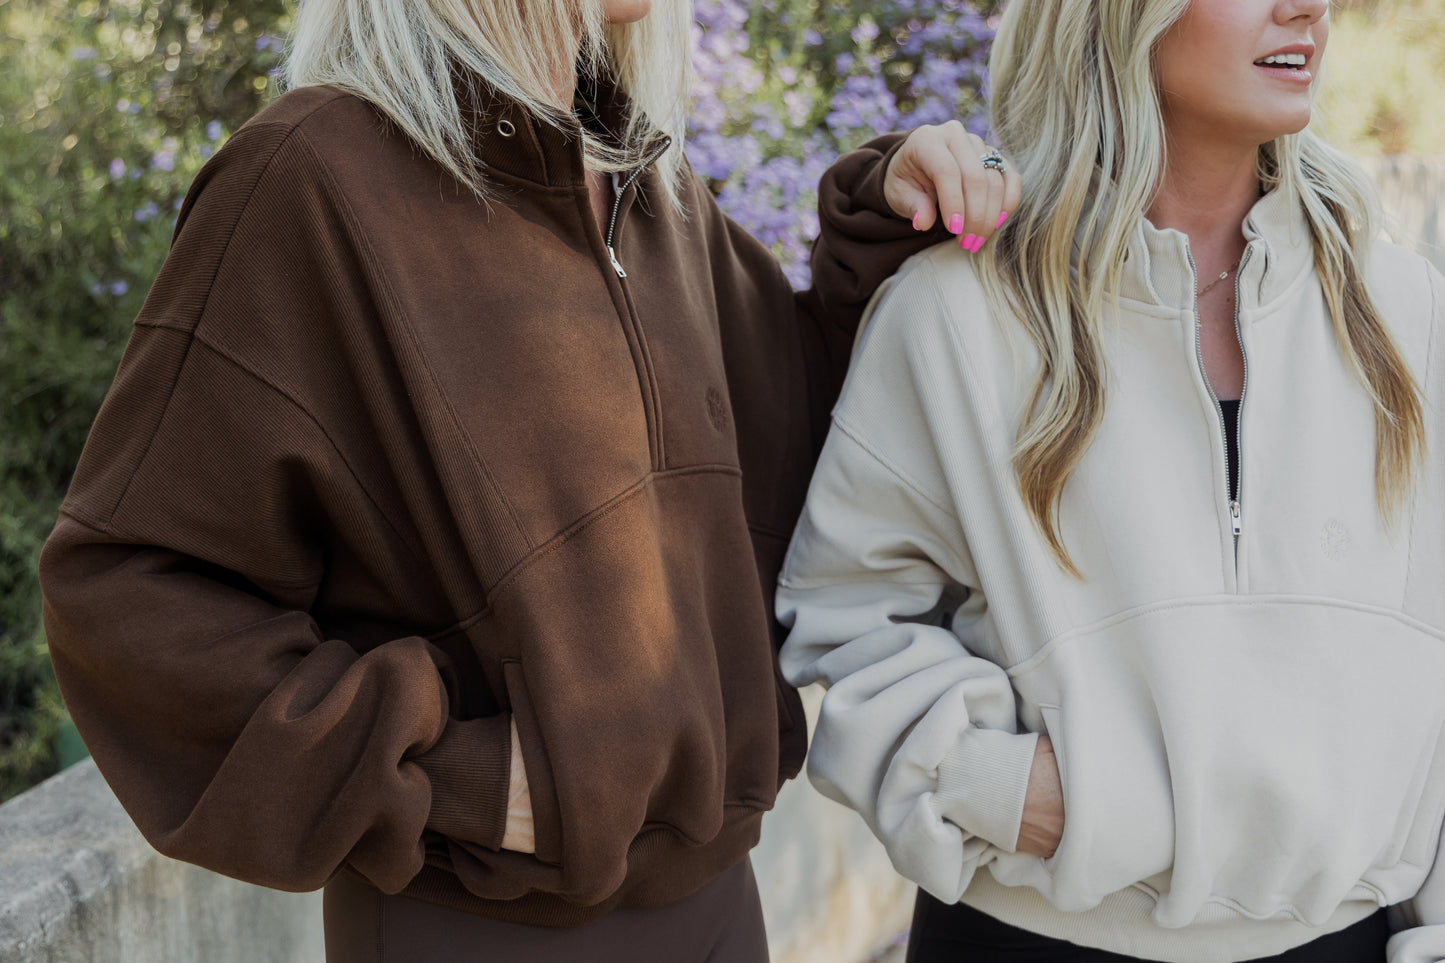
[
  {"x1": 706, "y1": 387, "x2": 730, "y2": 433},
  {"x1": 1321, "y1": 519, "x2": 1349, "y2": 561}
]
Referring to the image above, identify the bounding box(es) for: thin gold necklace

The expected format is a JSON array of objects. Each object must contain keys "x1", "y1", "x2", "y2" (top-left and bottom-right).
[{"x1": 1197, "y1": 260, "x2": 1240, "y2": 299}]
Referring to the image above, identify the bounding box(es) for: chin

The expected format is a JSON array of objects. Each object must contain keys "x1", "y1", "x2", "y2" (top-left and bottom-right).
[
  {"x1": 1266, "y1": 110, "x2": 1314, "y2": 140},
  {"x1": 603, "y1": 0, "x2": 652, "y2": 24},
  {"x1": 1242, "y1": 100, "x2": 1314, "y2": 144}
]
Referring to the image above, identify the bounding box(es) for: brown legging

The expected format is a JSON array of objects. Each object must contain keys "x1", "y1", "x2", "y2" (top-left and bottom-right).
[{"x1": 322, "y1": 858, "x2": 770, "y2": 963}]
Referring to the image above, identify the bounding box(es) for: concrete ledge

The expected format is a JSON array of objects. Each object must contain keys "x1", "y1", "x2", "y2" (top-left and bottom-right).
[{"x1": 0, "y1": 759, "x2": 322, "y2": 963}]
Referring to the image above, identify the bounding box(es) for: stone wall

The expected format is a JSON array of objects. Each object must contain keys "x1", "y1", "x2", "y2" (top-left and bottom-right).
[{"x1": 0, "y1": 760, "x2": 323, "y2": 963}]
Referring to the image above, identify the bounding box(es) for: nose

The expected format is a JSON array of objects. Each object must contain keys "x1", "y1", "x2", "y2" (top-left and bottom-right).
[{"x1": 1276, "y1": 0, "x2": 1328, "y2": 24}]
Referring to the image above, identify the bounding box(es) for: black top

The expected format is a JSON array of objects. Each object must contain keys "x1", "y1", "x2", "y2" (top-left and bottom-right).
[{"x1": 1220, "y1": 398, "x2": 1241, "y2": 502}]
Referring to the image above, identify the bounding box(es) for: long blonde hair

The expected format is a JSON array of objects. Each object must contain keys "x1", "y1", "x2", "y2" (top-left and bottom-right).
[
  {"x1": 984, "y1": 0, "x2": 1425, "y2": 577},
  {"x1": 285, "y1": 0, "x2": 691, "y2": 202}
]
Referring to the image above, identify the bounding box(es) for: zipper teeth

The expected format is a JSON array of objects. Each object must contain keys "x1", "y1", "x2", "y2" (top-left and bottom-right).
[
  {"x1": 1187, "y1": 247, "x2": 1228, "y2": 483},
  {"x1": 1231, "y1": 248, "x2": 1254, "y2": 509},
  {"x1": 1188, "y1": 245, "x2": 1254, "y2": 531},
  {"x1": 605, "y1": 137, "x2": 672, "y2": 254}
]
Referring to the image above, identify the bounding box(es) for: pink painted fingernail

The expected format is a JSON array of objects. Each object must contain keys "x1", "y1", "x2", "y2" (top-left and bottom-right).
[
  {"x1": 912, "y1": 211, "x2": 924, "y2": 230},
  {"x1": 971, "y1": 235, "x2": 986, "y2": 253},
  {"x1": 997, "y1": 211, "x2": 1009, "y2": 229},
  {"x1": 948, "y1": 214, "x2": 964, "y2": 235},
  {"x1": 961, "y1": 233, "x2": 978, "y2": 251}
]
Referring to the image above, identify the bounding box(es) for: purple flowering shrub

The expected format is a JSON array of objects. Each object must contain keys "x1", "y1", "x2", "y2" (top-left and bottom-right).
[{"x1": 689, "y1": 0, "x2": 999, "y2": 286}]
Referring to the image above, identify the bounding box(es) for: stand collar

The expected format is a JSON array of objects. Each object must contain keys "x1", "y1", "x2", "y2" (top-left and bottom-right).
[
  {"x1": 1121, "y1": 187, "x2": 1314, "y2": 312},
  {"x1": 451, "y1": 68, "x2": 668, "y2": 189}
]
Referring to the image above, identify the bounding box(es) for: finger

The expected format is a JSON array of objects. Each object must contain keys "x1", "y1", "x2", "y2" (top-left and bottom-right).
[
  {"x1": 999, "y1": 152, "x2": 1022, "y2": 223},
  {"x1": 961, "y1": 130, "x2": 1008, "y2": 245},
  {"x1": 901, "y1": 128, "x2": 970, "y2": 236},
  {"x1": 884, "y1": 137, "x2": 938, "y2": 228},
  {"x1": 946, "y1": 126, "x2": 996, "y2": 252},
  {"x1": 981, "y1": 164, "x2": 1006, "y2": 246},
  {"x1": 889, "y1": 178, "x2": 941, "y2": 231}
]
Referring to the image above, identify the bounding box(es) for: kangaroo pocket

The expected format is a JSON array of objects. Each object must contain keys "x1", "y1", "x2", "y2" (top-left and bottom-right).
[
  {"x1": 486, "y1": 469, "x2": 784, "y2": 905},
  {"x1": 1009, "y1": 599, "x2": 1445, "y2": 928}
]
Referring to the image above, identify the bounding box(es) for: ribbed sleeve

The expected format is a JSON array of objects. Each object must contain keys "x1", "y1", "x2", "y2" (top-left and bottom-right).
[
  {"x1": 775, "y1": 246, "x2": 1045, "y2": 903},
  {"x1": 777, "y1": 423, "x2": 1035, "y2": 903},
  {"x1": 934, "y1": 727, "x2": 1038, "y2": 853},
  {"x1": 415, "y1": 715, "x2": 512, "y2": 851}
]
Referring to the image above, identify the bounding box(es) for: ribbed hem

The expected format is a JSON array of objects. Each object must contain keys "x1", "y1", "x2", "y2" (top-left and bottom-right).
[
  {"x1": 415, "y1": 714, "x2": 512, "y2": 850},
  {"x1": 397, "y1": 808, "x2": 767, "y2": 927},
  {"x1": 933, "y1": 727, "x2": 1038, "y2": 852},
  {"x1": 962, "y1": 870, "x2": 1381, "y2": 963}
]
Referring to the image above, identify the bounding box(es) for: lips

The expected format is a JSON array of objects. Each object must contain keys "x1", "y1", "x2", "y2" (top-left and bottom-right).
[
  {"x1": 1252, "y1": 43, "x2": 1315, "y2": 69},
  {"x1": 1254, "y1": 53, "x2": 1307, "y2": 68},
  {"x1": 1251, "y1": 43, "x2": 1315, "y2": 83}
]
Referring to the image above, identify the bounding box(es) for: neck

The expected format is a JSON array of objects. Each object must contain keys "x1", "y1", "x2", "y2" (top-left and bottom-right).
[
  {"x1": 545, "y1": 62, "x2": 576, "y2": 113},
  {"x1": 1147, "y1": 121, "x2": 1261, "y2": 265}
]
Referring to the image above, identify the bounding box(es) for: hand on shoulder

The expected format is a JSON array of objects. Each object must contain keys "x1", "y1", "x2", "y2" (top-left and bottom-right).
[{"x1": 884, "y1": 122, "x2": 1022, "y2": 253}]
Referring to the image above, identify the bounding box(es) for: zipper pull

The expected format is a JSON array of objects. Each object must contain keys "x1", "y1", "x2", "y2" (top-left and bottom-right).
[
  {"x1": 608, "y1": 246, "x2": 627, "y2": 278},
  {"x1": 1230, "y1": 500, "x2": 1242, "y2": 536}
]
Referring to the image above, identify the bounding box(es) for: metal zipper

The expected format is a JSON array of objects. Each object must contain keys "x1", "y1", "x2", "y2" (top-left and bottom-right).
[
  {"x1": 1188, "y1": 245, "x2": 1255, "y2": 562},
  {"x1": 1228, "y1": 248, "x2": 1253, "y2": 546},
  {"x1": 604, "y1": 137, "x2": 673, "y2": 278}
]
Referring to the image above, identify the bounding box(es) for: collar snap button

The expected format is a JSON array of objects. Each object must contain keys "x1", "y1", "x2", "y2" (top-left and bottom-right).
[{"x1": 497, "y1": 119, "x2": 516, "y2": 138}]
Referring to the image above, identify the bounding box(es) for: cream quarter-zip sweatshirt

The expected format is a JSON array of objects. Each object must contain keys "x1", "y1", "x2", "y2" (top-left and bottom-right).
[{"x1": 778, "y1": 188, "x2": 1445, "y2": 962}]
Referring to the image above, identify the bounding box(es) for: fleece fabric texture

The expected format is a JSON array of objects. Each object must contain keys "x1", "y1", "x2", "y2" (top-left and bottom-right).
[
  {"x1": 778, "y1": 188, "x2": 1445, "y2": 962},
  {"x1": 38, "y1": 79, "x2": 950, "y2": 925}
]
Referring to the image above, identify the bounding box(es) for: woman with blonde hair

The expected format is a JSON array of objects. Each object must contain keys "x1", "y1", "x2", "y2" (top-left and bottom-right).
[
  {"x1": 777, "y1": 0, "x2": 1445, "y2": 959},
  {"x1": 36, "y1": 0, "x2": 1021, "y2": 959}
]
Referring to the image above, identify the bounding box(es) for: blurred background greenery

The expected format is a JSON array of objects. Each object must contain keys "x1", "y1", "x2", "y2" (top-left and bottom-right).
[
  {"x1": 1, "y1": 0, "x2": 286, "y2": 800},
  {"x1": 1, "y1": 0, "x2": 1442, "y2": 803},
  {"x1": 1318, "y1": 0, "x2": 1445, "y2": 155}
]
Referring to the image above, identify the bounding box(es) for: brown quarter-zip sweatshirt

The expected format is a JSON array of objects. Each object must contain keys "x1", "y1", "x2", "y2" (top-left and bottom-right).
[{"x1": 38, "y1": 82, "x2": 947, "y2": 924}]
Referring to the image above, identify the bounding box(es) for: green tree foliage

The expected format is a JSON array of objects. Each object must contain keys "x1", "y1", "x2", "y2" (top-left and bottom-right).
[{"x1": 0, "y1": 0, "x2": 286, "y2": 801}]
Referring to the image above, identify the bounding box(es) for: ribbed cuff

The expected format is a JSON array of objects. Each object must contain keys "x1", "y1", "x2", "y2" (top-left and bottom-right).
[
  {"x1": 819, "y1": 133, "x2": 911, "y2": 238},
  {"x1": 932, "y1": 727, "x2": 1039, "y2": 853},
  {"x1": 415, "y1": 714, "x2": 512, "y2": 850}
]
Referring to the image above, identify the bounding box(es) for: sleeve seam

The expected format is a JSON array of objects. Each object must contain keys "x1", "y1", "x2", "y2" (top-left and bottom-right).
[
  {"x1": 53, "y1": 506, "x2": 324, "y2": 590},
  {"x1": 830, "y1": 415, "x2": 960, "y2": 524},
  {"x1": 185, "y1": 332, "x2": 433, "y2": 571},
  {"x1": 103, "y1": 115, "x2": 330, "y2": 525}
]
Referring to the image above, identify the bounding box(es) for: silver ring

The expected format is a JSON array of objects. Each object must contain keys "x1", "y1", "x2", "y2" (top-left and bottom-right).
[
  {"x1": 980, "y1": 148, "x2": 1006, "y2": 174},
  {"x1": 497, "y1": 119, "x2": 516, "y2": 138}
]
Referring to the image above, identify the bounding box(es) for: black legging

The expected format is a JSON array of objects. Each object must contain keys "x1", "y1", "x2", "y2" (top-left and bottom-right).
[{"x1": 906, "y1": 891, "x2": 1389, "y2": 963}]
